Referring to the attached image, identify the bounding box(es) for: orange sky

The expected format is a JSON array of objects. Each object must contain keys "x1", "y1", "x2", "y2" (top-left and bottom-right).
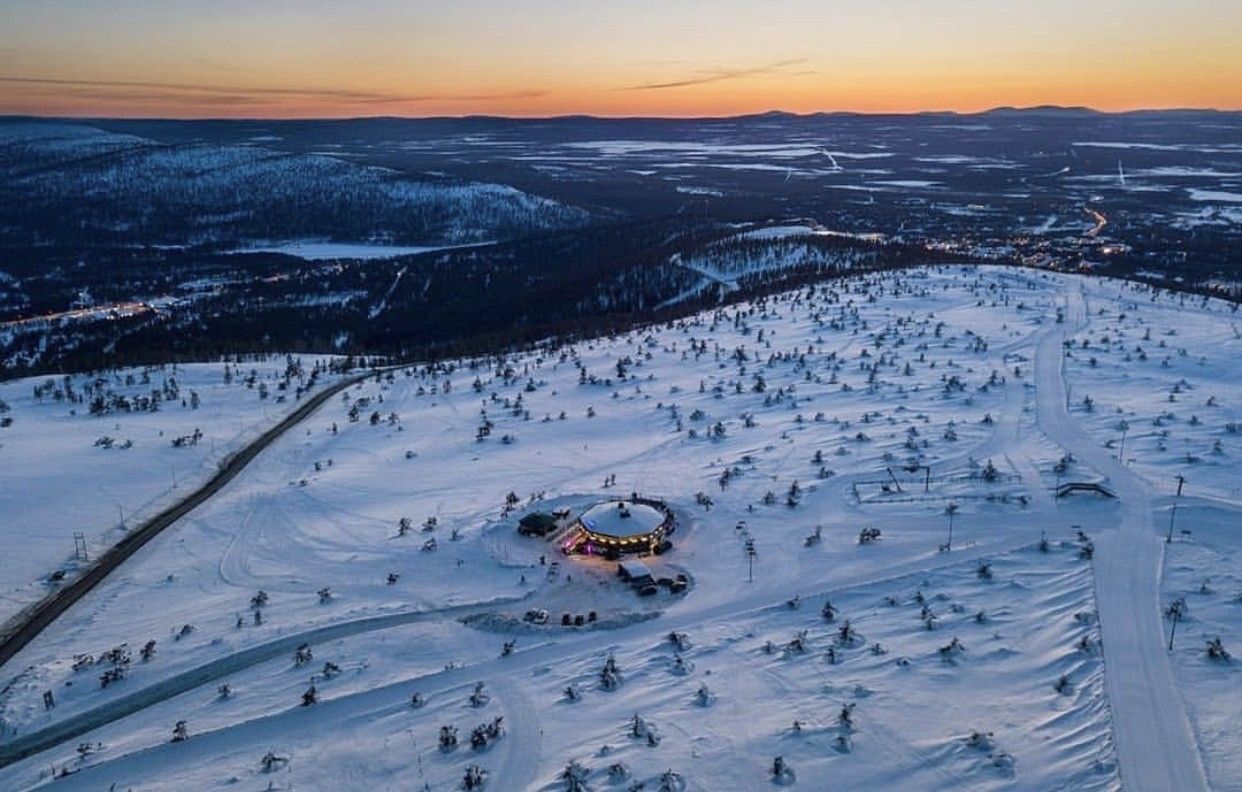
[{"x1": 2, "y1": 0, "x2": 1239, "y2": 118}]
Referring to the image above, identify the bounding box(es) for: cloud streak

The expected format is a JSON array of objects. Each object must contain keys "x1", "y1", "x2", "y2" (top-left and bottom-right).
[
  {"x1": 0, "y1": 76, "x2": 546, "y2": 106},
  {"x1": 615, "y1": 58, "x2": 812, "y2": 91}
]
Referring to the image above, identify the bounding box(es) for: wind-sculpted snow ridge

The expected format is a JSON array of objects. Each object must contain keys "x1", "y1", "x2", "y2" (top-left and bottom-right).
[
  {"x1": 0, "y1": 266, "x2": 1237, "y2": 791},
  {"x1": 0, "y1": 122, "x2": 590, "y2": 247}
]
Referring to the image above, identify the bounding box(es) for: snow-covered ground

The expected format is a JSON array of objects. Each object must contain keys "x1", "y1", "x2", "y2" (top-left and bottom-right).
[
  {"x1": 1160, "y1": 501, "x2": 1241, "y2": 790},
  {"x1": 0, "y1": 356, "x2": 350, "y2": 624},
  {"x1": 1060, "y1": 284, "x2": 1240, "y2": 502},
  {"x1": 0, "y1": 266, "x2": 1237, "y2": 791}
]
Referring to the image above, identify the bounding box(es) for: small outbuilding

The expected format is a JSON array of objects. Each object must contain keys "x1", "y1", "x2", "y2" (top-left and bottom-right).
[
  {"x1": 518, "y1": 512, "x2": 558, "y2": 537},
  {"x1": 517, "y1": 508, "x2": 572, "y2": 537},
  {"x1": 617, "y1": 559, "x2": 654, "y2": 587}
]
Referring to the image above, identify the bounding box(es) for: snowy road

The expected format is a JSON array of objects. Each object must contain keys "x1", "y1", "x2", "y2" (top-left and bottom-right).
[
  {"x1": 0, "y1": 596, "x2": 529, "y2": 768},
  {"x1": 1034, "y1": 284, "x2": 1207, "y2": 792}
]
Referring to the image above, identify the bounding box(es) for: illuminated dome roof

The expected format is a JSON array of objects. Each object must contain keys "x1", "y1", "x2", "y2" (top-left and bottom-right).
[{"x1": 579, "y1": 500, "x2": 665, "y2": 538}]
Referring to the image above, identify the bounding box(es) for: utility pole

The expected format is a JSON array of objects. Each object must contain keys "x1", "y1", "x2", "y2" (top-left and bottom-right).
[
  {"x1": 744, "y1": 537, "x2": 756, "y2": 583},
  {"x1": 1166, "y1": 475, "x2": 1186, "y2": 543},
  {"x1": 1166, "y1": 598, "x2": 1185, "y2": 651}
]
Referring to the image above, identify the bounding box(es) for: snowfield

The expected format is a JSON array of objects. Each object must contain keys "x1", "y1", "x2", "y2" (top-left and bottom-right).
[
  {"x1": 1160, "y1": 502, "x2": 1241, "y2": 790},
  {"x1": 0, "y1": 356, "x2": 351, "y2": 624},
  {"x1": 0, "y1": 266, "x2": 1237, "y2": 791}
]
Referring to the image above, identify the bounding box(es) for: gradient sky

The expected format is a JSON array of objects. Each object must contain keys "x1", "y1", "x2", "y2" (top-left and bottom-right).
[{"x1": 2, "y1": 0, "x2": 1239, "y2": 118}]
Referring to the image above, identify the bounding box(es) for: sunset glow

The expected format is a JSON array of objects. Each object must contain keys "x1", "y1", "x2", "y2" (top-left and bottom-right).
[{"x1": 2, "y1": 0, "x2": 1240, "y2": 118}]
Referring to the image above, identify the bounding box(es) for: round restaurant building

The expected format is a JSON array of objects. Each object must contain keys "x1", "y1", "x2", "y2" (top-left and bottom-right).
[{"x1": 564, "y1": 499, "x2": 673, "y2": 556}]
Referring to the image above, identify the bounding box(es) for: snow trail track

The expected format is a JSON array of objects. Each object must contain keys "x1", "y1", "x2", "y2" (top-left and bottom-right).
[{"x1": 1035, "y1": 284, "x2": 1207, "y2": 792}]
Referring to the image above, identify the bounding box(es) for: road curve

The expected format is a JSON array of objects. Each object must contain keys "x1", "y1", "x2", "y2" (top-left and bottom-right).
[{"x1": 0, "y1": 368, "x2": 377, "y2": 672}]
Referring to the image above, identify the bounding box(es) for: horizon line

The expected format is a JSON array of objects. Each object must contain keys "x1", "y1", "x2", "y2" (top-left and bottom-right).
[{"x1": 2, "y1": 104, "x2": 1240, "y2": 125}]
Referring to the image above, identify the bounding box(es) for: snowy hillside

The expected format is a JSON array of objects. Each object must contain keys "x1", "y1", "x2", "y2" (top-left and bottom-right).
[
  {"x1": 0, "y1": 266, "x2": 1237, "y2": 791},
  {"x1": 0, "y1": 122, "x2": 589, "y2": 247},
  {"x1": 0, "y1": 355, "x2": 354, "y2": 624},
  {"x1": 673, "y1": 222, "x2": 898, "y2": 294}
]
